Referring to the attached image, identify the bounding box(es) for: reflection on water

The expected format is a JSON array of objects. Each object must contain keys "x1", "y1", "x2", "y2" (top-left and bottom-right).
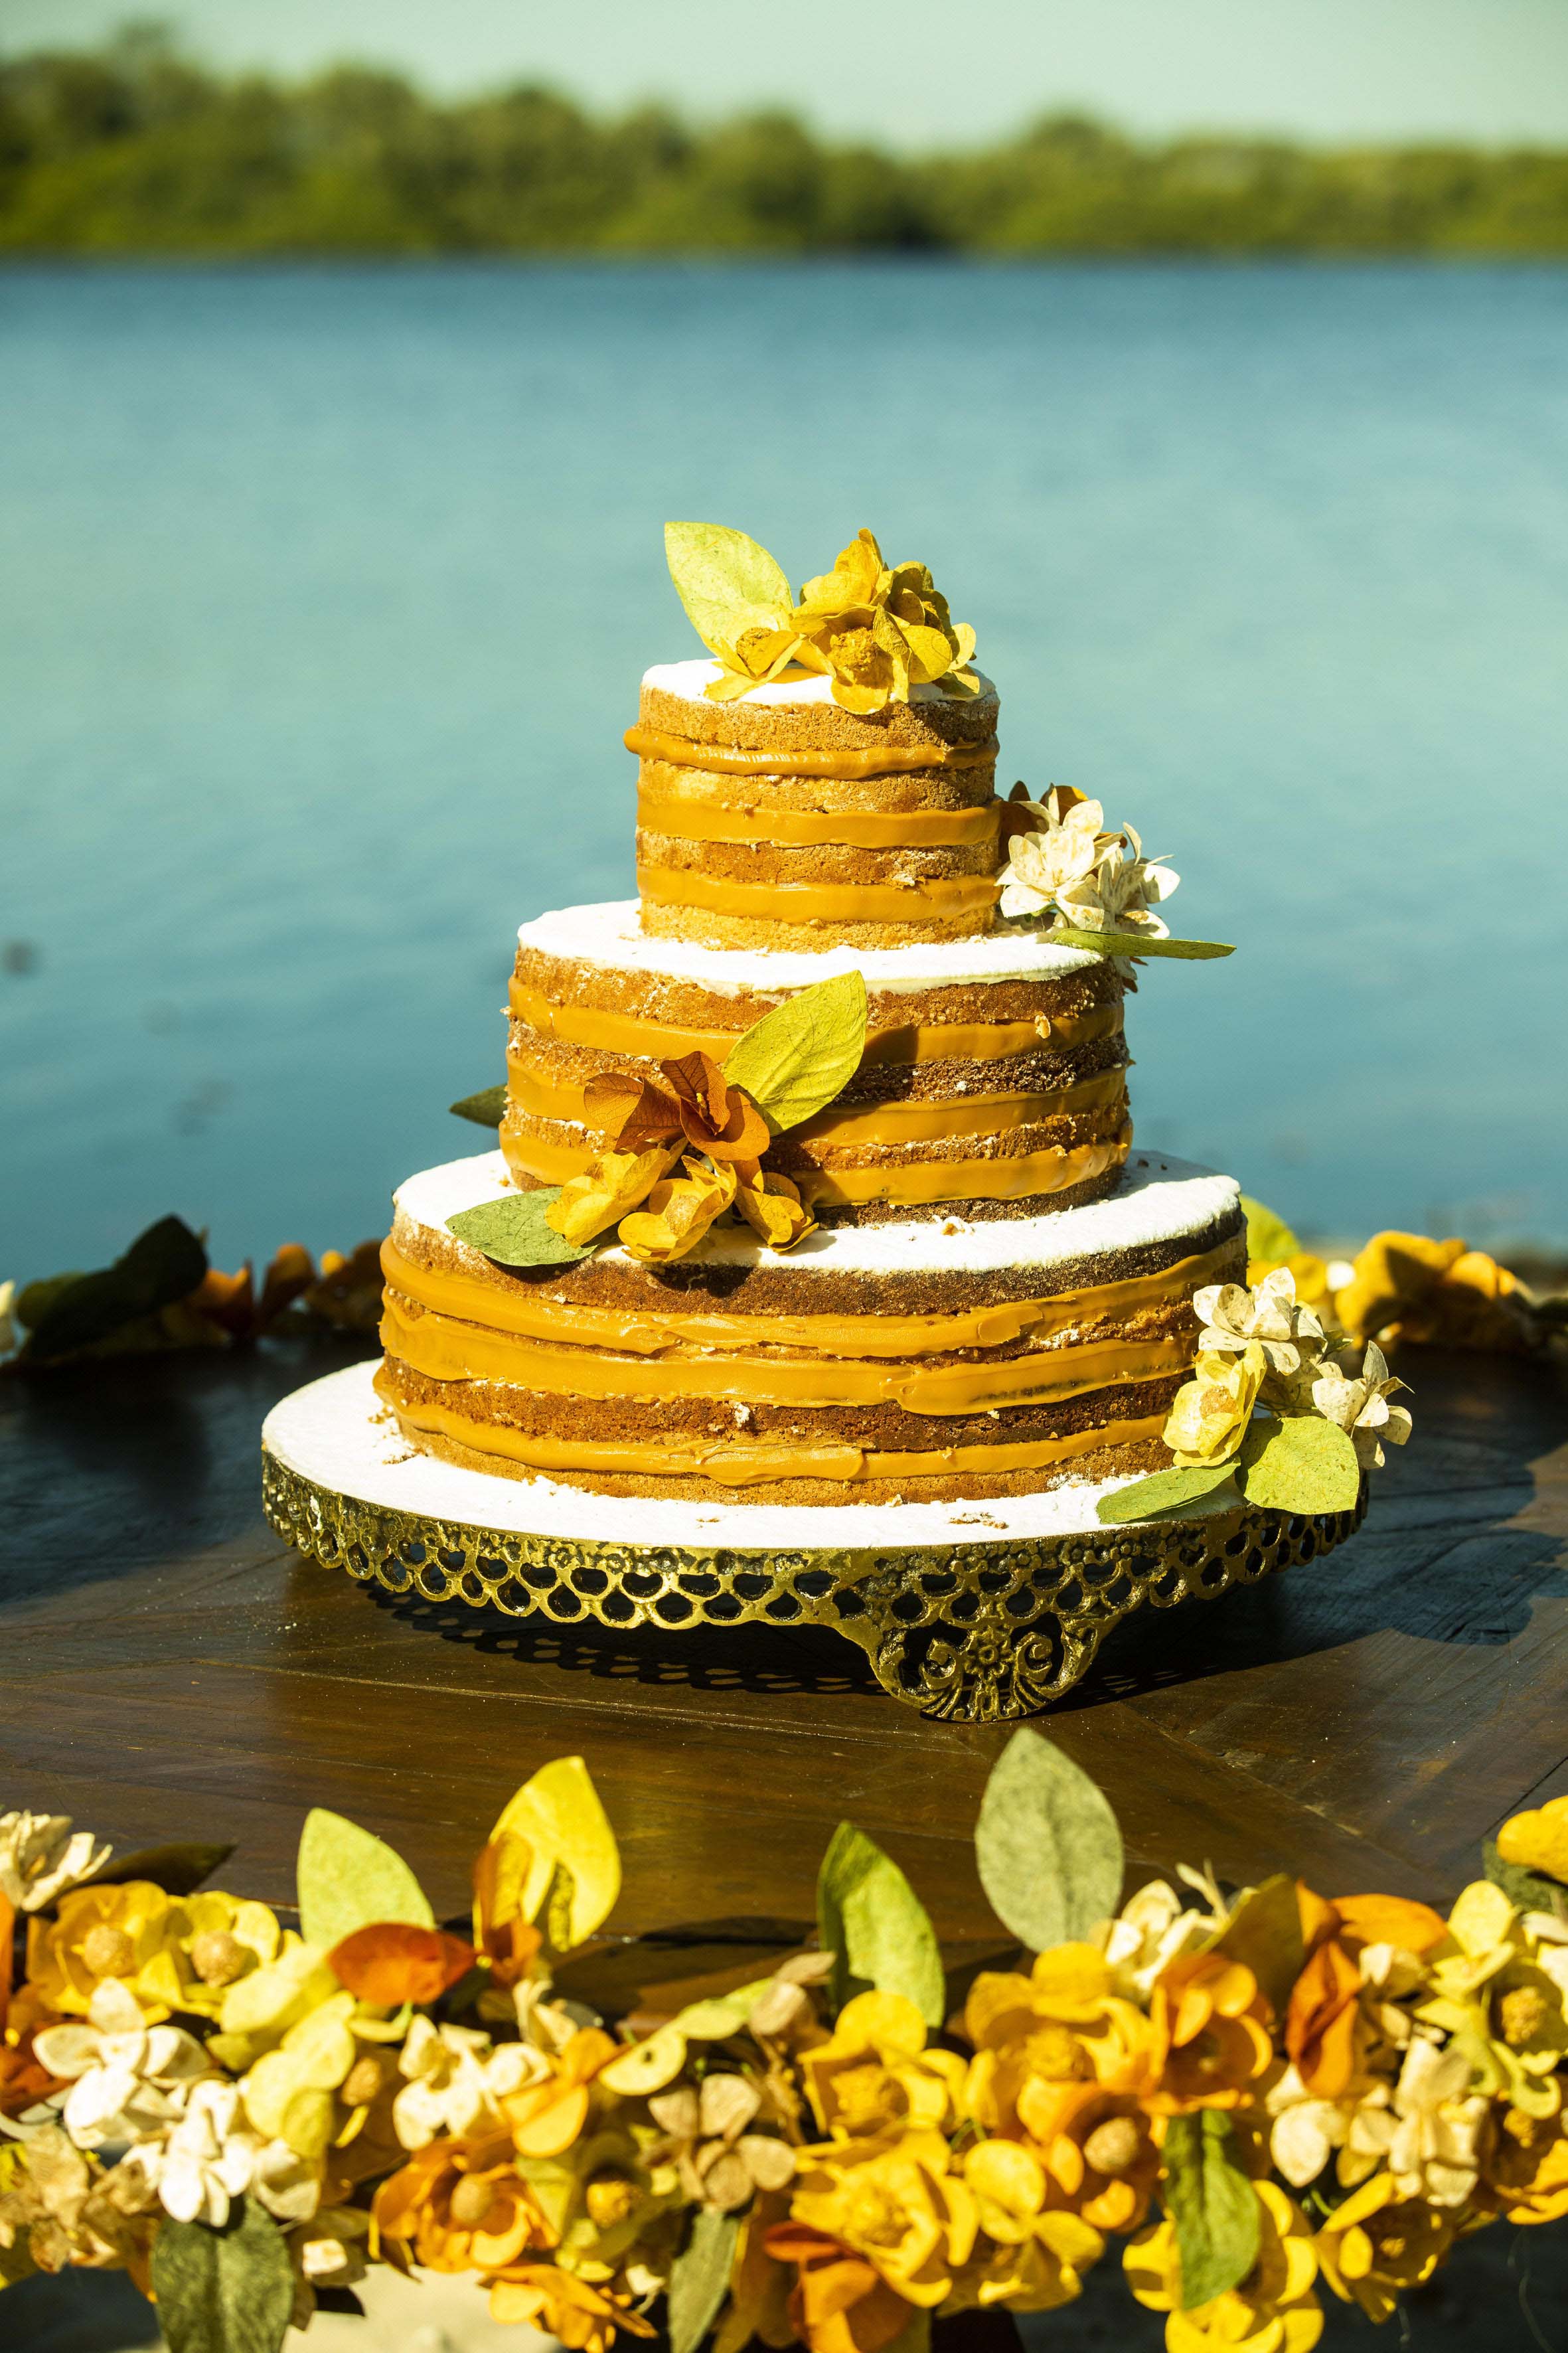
[{"x1": 2, "y1": 261, "x2": 1566, "y2": 1272}]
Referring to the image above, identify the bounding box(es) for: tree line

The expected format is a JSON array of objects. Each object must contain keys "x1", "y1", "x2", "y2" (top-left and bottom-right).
[{"x1": 3, "y1": 31, "x2": 1566, "y2": 258}]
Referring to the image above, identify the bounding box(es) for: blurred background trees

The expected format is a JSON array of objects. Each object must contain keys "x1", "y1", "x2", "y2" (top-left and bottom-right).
[{"x1": 2, "y1": 25, "x2": 1565, "y2": 256}]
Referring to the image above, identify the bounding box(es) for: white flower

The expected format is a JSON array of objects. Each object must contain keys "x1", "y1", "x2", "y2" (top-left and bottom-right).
[
  {"x1": 1265, "y1": 2064, "x2": 1350, "y2": 2188},
  {"x1": 392, "y1": 2015, "x2": 548, "y2": 2150},
  {"x1": 1102, "y1": 1879, "x2": 1212, "y2": 1998},
  {"x1": 33, "y1": 1981, "x2": 212, "y2": 2151},
  {"x1": 145, "y1": 2082, "x2": 261, "y2": 2227},
  {"x1": 1056, "y1": 822, "x2": 1180, "y2": 942},
  {"x1": 1195, "y1": 1267, "x2": 1328, "y2": 1388},
  {"x1": 1383, "y1": 2035, "x2": 1490, "y2": 2206},
  {"x1": 0, "y1": 1812, "x2": 112, "y2": 1911},
  {"x1": 998, "y1": 789, "x2": 1110, "y2": 920},
  {"x1": 1308, "y1": 1341, "x2": 1413, "y2": 1469},
  {"x1": 0, "y1": 1281, "x2": 19, "y2": 1363}
]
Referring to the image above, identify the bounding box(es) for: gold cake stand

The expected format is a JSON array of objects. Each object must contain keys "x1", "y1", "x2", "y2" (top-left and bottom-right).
[{"x1": 262, "y1": 1365, "x2": 1366, "y2": 1723}]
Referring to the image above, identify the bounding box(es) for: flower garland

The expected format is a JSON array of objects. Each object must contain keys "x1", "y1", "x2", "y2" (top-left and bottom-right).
[{"x1": 4, "y1": 1740, "x2": 1568, "y2": 2353}]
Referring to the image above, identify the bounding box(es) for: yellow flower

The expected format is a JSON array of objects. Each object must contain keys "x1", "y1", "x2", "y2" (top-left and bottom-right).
[
  {"x1": 1127, "y1": 2179, "x2": 1322, "y2": 2352},
  {"x1": 503, "y1": 2027, "x2": 618, "y2": 2159},
  {"x1": 1334, "y1": 1232, "x2": 1527, "y2": 1352},
  {"x1": 1483, "y1": 2107, "x2": 1568, "y2": 2223},
  {"x1": 548, "y1": 1147, "x2": 682, "y2": 1248},
  {"x1": 145, "y1": 1893, "x2": 283, "y2": 2020},
  {"x1": 1146, "y1": 1953, "x2": 1273, "y2": 2115},
  {"x1": 949, "y1": 2139, "x2": 1104, "y2": 2312},
  {"x1": 789, "y1": 2127, "x2": 978, "y2": 2307},
  {"x1": 1312, "y1": 2171, "x2": 1453, "y2": 2323},
  {"x1": 1162, "y1": 1342, "x2": 1266, "y2": 1468},
  {"x1": 618, "y1": 1155, "x2": 736, "y2": 1266},
  {"x1": 206, "y1": 1939, "x2": 340, "y2": 2073},
  {"x1": 800, "y1": 1990, "x2": 966, "y2": 2141},
  {"x1": 734, "y1": 1169, "x2": 817, "y2": 1252},
  {"x1": 1018, "y1": 2083, "x2": 1161, "y2": 2233},
  {"x1": 487, "y1": 2261, "x2": 655, "y2": 2348},
  {"x1": 1497, "y1": 1795, "x2": 1568, "y2": 1886},
  {"x1": 371, "y1": 2127, "x2": 554, "y2": 2276},
  {"x1": 240, "y1": 1989, "x2": 363, "y2": 2160},
  {"x1": 963, "y1": 1944, "x2": 1156, "y2": 2140},
  {"x1": 788, "y1": 530, "x2": 979, "y2": 716},
  {"x1": 1414, "y1": 1880, "x2": 1568, "y2": 2119},
  {"x1": 25, "y1": 1884, "x2": 184, "y2": 2022}
]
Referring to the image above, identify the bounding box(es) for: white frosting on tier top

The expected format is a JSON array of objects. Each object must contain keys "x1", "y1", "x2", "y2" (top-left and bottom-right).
[
  {"x1": 395, "y1": 1150, "x2": 1240, "y2": 1278},
  {"x1": 518, "y1": 899, "x2": 1099, "y2": 994},
  {"x1": 642, "y1": 657, "x2": 998, "y2": 708}
]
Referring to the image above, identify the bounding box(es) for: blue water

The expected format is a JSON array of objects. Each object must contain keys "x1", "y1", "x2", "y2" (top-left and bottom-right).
[{"x1": 3, "y1": 261, "x2": 1567, "y2": 1282}]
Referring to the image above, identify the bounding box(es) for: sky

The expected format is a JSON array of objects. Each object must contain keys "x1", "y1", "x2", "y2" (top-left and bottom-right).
[{"x1": 7, "y1": 0, "x2": 1568, "y2": 145}]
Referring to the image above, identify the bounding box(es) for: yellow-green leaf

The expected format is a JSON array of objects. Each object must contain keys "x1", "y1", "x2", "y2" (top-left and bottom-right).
[
  {"x1": 1096, "y1": 1462, "x2": 1241, "y2": 1524},
  {"x1": 974, "y1": 1728, "x2": 1124, "y2": 1953},
  {"x1": 150, "y1": 2196, "x2": 295, "y2": 2353},
  {"x1": 1239, "y1": 1196, "x2": 1300, "y2": 1263},
  {"x1": 295, "y1": 1809, "x2": 433, "y2": 1951},
  {"x1": 447, "y1": 1192, "x2": 595, "y2": 1267},
  {"x1": 450, "y1": 1084, "x2": 507, "y2": 1129},
  {"x1": 1162, "y1": 2111, "x2": 1260, "y2": 2310},
  {"x1": 1047, "y1": 926, "x2": 1235, "y2": 960},
  {"x1": 723, "y1": 970, "x2": 868, "y2": 1133},
  {"x1": 665, "y1": 521, "x2": 793, "y2": 655},
  {"x1": 1205, "y1": 1875, "x2": 1304, "y2": 2016},
  {"x1": 491, "y1": 1756, "x2": 621, "y2": 1949},
  {"x1": 817, "y1": 1822, "x2": 944, "y2": 2027},
  {"x1": 667, "y1": 2208, "x2": 740, "y2": 2353},
  {"x1": 1237, "y1": 1415, "x2": 1360, "y2": 1514}
]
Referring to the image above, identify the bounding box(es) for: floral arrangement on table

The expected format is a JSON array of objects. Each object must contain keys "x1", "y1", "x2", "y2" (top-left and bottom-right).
[{"x1": 5, "y1": 1737, "x2": 1568, "y2": 2353}]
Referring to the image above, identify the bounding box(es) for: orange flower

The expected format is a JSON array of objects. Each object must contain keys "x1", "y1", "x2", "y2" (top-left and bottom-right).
[
  {"x1": 586, "y1": 1053, "x2": 769, "y2": 1167},
  {"x1": 1285, "y1": 1939, "x2": 1363, "y2": 2099},
  {"x1": 965, "y1": 1945, "x2": 1156, "y2": 2139},
  {"x1": 1146, "y1": 1954, "x2": 1272, "y2": 2114},
  {"x1": 1018, "y1": 2082, "x2": 1160, "y2": 2233},
  {"x1": 502, "y1": 2026, "x2": 617, "y2": 2157},
  {"x1": 371, "y1": 2128, "x2": 554, "y2": 2274},
  {"x1": 763, "y1": 2221, "x2": 915, "y2": 2353},
  {"x1": 487, "y1": 2262, "x2": 655, "y2": 2350},
  {"x1": 471, "y1": 1831, "x2": 544, "y2": 1992},
  {"x1": 1482, "y1": 2107, "x2": 1568, "y2": 2224}
]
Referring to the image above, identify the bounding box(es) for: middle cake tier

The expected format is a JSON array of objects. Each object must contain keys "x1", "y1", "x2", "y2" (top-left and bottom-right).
[{"x1": 503, "y1": 900, "x2": 1133, "y2": 1224}]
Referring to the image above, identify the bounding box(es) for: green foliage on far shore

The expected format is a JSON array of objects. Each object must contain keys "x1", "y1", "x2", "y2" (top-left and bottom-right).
[{"x1": 4, "y1": 29, "x2": 1568, "y2": 259}]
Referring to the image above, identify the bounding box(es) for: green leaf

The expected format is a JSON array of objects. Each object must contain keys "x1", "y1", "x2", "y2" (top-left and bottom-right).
[
  {"x1": 817, "y1": 1823, "x2": 945, "y2": 2027},
  {"x1": 1206, "y1": 1875, "x2": 1305, "y2": 2017},
  {"x1": 23, "y1": 1216, "x2": 208, "y2": 1361},
  {"x1": 1238, "y1": 1415, "x2": 1360, "y2": 1514},
  {"x1": 665, "y1": 520, "x2": 794, "y2": 653},
  {"x1": 296, "y1": 1808, "x2": 433, "y2": 1951},
  {"x1": 1484, "y1": 1840, "x2": 1568, "y2": 1916},
  {"x1": 149, "y1": 2198, "x2": 295, "y2": 2353},
  {"x1": 82, "y1": 1842, "x2": 234, "y2": 1897},
  {"x1": 973, "y1": 1728, "x2": 1124, "y2": 1953},
  {"x1": 447, "y1": 1191, "x2": 595, "y2": 1267},
  {"x1": 1046, "y1": 926, "x2": 1235, "y2": 961},
  {"x1": 1238, "y1": 1195, "x2": 1300, "y2": 1264},
  {"x1": 723, "y1": 970, "x2": 869, "y2": 1133},
  {"x1": 449, "y1": 1084, "x2": 507, "y2": 1128},
  {"x1": 1162, "y1": 2111, "x2": 1261, "y2": 2311},
  {"x1": 1096, "y1": 1461, "x2": 1241, "y2": 1524},
  {"x1": 666, "y1": 2206, "x2": 740, "y2": 2353}
]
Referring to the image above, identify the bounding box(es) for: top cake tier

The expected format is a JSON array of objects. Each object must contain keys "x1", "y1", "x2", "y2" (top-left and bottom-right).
[{"x1": 631, "y1": 659, "x2": 1002, "y2": 951}]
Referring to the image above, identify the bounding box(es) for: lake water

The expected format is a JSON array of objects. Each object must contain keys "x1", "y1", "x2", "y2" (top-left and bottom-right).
[{"x1": 3, "y1": 260, "x2": 1567, "y2": 1284}]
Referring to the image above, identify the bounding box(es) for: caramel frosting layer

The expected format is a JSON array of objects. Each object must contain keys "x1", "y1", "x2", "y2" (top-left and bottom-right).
[
  {"x1": 626, "y1": 726, "x2": 998, "y2": 778},
  {"x1": 637, "y1": 789, "x2": 998, "y2": 849},
  {"x1": 637, "y1": 865, "x2": 1000, "y2": 926}
]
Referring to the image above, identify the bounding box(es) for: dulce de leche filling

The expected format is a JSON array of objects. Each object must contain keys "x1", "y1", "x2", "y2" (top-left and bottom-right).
[
  {"x1": 636, "y1": 866, "x2": 1000, "y2": 926},
  {"x1": 625, "y1": 726, "x2": 998, "y2": 778},
  {"x1": 375, "y1": 1369, "x2": 1170, "y2": 1488},
  {"x1": 637, "y1": 790, "x2": 998, "y2": 851}
]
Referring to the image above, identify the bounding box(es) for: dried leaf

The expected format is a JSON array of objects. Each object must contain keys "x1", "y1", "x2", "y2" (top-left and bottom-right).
[
  {"x1": 449, "y1": 1084, "x2": 507, "y2": 1129},
  {"x1": 1046, "y1": 926, "x2": 1235, "y2": 960},
  {"x1": 490, "y1": 1757, "x2": 621, "y2": 1950},
  {"x1": 667, "y1": 2206, "x2": 740, "y2": 2353},
  {"x1": 817, "y1": 1823, "x2": 944, "y2": 2027},
  {"x1": 1484, "y1": 1840, "x2": 1568, "y2": 1917},
  {"x1": 1096, "y1": 1462, "x2": 1241, "y2": 1524},
  {"x1": 447, "y1": 1191, "x2": 595, "y2": 1267},
  {"x1": 1239, "y1": 1195, "x2": 1301, "y2": 1265},
  {"x1": 722, "y1": 971, "x2": 868, "y2": 1134},
  {"x1": 327, "y1": 1923, "x2": 475, "y2": 2006},
  {"x1": 600, "y1": 2022, "x2": 688, "y2": 2096},
  {"x1": 1206, "y1": 1876, "x2": 1304, "y2": 2017},
  {"x1": 974, "y1": 1728, "x2": 1124, "y2": 1953},
  {"x1": 82, "y1": 1842, "x2": 234, "y2": 1896},
  {"x1": 1162, "y1": 2111, "x2": 1260, "y2": 2311},
  {"x1": 1237, "y1": 1415, "x2": 1361, "y2": 1514},
  {"x1": 150, "y1": 2197, "x2": 295, "y2": 2353},
  {"x1": 665, "y1": 521, "x2": 794, "y2": 655},
  {"x1": 23, "y1": 1216, "x2": 208, "y2": 1361},
  {"x1": 295, "y1": 1809, "x2": 433, "y2": 1952}
]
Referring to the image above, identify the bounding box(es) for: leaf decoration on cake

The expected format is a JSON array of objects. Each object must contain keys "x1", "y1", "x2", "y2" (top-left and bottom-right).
[
  {"x1": 1096, "y1": 1461, "x2": 1242, "y2": 1524},
  {"x1": 449, "y1": 1084, "x2": 507, "y2": 1128},
  {"x1": 447, "y1": 1190, "x2": 597, "y2": 1267},
  {"x1": 1046, "y1": 926, "x2": 1234, "y2": 961},
  {"x1": 723, "y1": 969, "x2": 869, "y2": 1133},
  {"x1": 664, "y1": 522, "x2": 812, "y2": 704},
  {"x1": 1237, "y1": 1412, "x2": 1362, "y2": 1513},
  {"x1": 1239, "y1": 1195, "x2": 1301, "y2": 1265}
]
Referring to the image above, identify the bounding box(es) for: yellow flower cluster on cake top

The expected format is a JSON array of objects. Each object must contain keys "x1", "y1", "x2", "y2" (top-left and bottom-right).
[{"x1": 370, "y1": 523, "x2": 1281, "y2": 1506}]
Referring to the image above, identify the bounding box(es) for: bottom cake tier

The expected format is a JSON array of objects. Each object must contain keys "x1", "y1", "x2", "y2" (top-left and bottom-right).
[{"x1": 374, "y1": 1147, "x2": 1244, "y2": 1504}]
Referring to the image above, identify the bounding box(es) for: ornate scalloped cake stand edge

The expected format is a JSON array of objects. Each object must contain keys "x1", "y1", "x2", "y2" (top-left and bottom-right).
[{"x1": 261, "y1": 1365, "x2": 1366, "y2": 1723}]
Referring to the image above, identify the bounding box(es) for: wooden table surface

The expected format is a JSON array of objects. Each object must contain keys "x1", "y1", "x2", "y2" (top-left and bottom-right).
[{"x1": 3, "y1": 1329, "x2": 1565, "y2": 1948}]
